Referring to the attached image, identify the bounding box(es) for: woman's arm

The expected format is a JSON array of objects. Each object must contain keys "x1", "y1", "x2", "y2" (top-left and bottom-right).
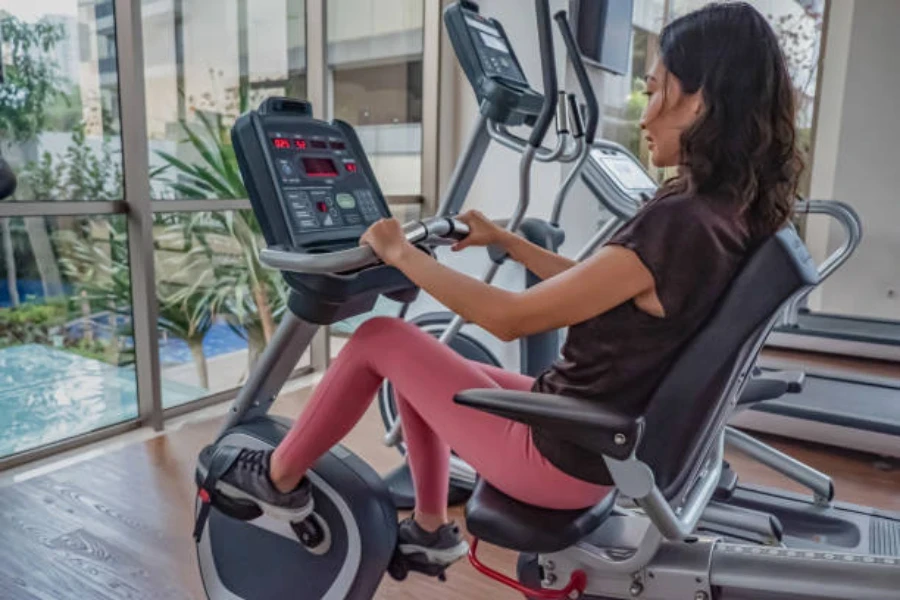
[
  {"x1": 452, "y1": 211, "x2": 577, "y2": 280},
  {"x1": 393, "y1": 242, "x2": 654, "y2": 342},
  {"x1": 496, "y1": 229, "x2": 577, "y2": 280},
  {"x1": 360, "y1": 217, "x2": 656, "y2": 342}
]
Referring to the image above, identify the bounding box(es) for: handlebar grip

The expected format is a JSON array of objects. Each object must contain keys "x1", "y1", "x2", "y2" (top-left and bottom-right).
[
  {"x1": 554, "y1": 11, "x2": 598, "y2": 144},
  {"x1": 444, "y1": 218, "x2": 471, "y2": 241},
  {"x1": 555, "y1": 91, "x2": 569, "y2": 135},
  {"x1": 421, "y1": 217, "x2": 470, "y2": 245},
  {"x1": 260, "y1": 245, "x2": 377, "y2": 274},
  {"x1": 568, "y1": 94, "x2": 585, "y2": 138}
]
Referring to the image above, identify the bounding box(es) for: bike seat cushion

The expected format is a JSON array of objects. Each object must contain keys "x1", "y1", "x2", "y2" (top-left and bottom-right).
[{"x1": 465, "y1": 479, "x2": 618, "y2": 553}]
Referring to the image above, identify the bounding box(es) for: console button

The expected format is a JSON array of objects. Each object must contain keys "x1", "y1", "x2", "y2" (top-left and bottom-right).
[{"x1": 277, "y1": 158, "x2": 298, "y2": 182}]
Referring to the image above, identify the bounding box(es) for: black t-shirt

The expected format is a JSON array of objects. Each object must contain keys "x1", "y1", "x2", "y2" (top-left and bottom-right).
[{"x1": 531, "y1": 191, "x2": 752, "y2": 484}]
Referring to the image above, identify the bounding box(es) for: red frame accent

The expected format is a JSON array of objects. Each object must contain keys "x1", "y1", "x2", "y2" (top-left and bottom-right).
[
  {"x1": 198, "y1": 488, "x2": 211, "y2": 503},
  {"x1": 468, "y1": 538, "x2": 587, "y2": 599}
]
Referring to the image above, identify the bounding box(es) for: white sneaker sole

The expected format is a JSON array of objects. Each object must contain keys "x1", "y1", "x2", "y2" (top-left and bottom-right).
[
  {"x1": 196, "y1": 463, "x2": 314, "y2": 523},
  {"x1": 398, "y1": 540, "x2": 470, "y2": 566}
]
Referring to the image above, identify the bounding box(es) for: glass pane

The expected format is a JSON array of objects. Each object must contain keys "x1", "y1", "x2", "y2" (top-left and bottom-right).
[
  {"x1": 326, "y1": 0, "x2": 424, "y2": 196},
  {"x1": 599, "y1": 0, "x2": 666, "y2": 179},
  {"x1": 0, "y1": 215, "x2": 137, "y2": 458},
  {"x1": 0, "y1": 1, "x2": 123, "y2": 201},
  {"x1": 154, "y1": 210, "x2": 309, "y2": 406},
  {"x1": 667, "y1": 0, "x2": 826, "y2": 192},
  {"x1": 144, "y1": 0, "x2": 307, "y2": 200}
]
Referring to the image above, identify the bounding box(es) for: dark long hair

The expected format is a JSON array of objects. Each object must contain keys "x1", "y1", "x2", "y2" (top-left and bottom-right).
[{"x1": 659, "y1": 2, "x2": 801, "y2": 238}]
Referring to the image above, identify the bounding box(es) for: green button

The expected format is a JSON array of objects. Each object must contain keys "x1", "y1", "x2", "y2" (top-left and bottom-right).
[{"x1": 336, "y1": 193, "x2": 357, "y2": 209}]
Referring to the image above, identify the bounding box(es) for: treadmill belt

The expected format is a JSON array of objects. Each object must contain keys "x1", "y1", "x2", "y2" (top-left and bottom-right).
[
  {"x1": 753, "y1": 373, "x2": 900, "y2": 436},
  {"x1": 775, "y1": 312, "x2": 900, "y2": 345}
]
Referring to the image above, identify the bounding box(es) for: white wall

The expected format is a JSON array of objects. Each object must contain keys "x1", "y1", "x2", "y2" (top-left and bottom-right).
[{"x1": 807, "y1": 0, "x2": 900, "y2": 320}]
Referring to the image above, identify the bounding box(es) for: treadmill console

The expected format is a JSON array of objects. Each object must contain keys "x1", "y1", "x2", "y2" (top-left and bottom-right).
[
  {"x1": 232, "y1": 97, "x2": 391, "y2": 251},
  {"x1": 444, "y1": 2, "x2": 543, "y2": 125}
]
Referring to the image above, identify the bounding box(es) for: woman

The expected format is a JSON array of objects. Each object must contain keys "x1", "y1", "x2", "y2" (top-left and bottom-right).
[{"x1": 200, "y1": 2, "x2": 802, "y2": 570}]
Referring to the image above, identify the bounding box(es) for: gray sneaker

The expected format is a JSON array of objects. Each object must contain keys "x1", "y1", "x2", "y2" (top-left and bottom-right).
[
  {"x1": 196, "y1": 445, "x2": 313, "y2": 522},
  {"x1": 396, "y1": 518, "x2": 469, "y2": 568}
]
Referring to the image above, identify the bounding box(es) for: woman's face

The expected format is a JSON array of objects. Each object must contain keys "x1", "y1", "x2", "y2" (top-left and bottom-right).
[{"x1": 640, "y1": 59, "x2": 704, "y2": 168}]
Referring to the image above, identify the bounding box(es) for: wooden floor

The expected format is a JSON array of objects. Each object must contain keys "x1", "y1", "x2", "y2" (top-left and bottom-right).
[{"x1": 0, "y1": 386, "x2": 898, "y2": 600}]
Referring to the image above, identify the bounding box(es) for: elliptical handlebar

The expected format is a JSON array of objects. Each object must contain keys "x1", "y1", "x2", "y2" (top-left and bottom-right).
[
  {"x1": 528, "y1": 0, "x2": 559, "y2": 149},
  {"x1": 258, "y1": 217, "x2": 470, "y2": 275},
  {"x1": 554, "y1": 10, "x2": 599, "y2": 144},
  {"x1": 487, "y1": 121, "x2": 581, "y2": 163}
]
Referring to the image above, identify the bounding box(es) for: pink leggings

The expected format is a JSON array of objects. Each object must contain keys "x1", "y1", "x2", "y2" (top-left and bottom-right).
[{"x1": 273, "y1": 317, "x2": 610, "y2": 516}]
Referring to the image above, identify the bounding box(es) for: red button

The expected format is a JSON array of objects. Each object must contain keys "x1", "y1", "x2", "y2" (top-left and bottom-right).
[
  {"x1": 345, "y1": 163, "x2": 357, "y2": 173},
  {"x1": 316, "y1": 201, "x2": 328, "y2": 213}
]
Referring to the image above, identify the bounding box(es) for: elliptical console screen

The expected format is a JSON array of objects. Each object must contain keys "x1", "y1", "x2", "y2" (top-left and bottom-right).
[
  {"x1": 465, "y1": 12, "x2": 526, "y2": 85},
  {"x1": 448, "y1": 5, "x2": 528, "y2": 88},
  {"x1": 591, "y1": 149, "x2": 657, "y2": 192},
  {"x1": 233, "y1": 98, "x2": 392, "y2": 250}
]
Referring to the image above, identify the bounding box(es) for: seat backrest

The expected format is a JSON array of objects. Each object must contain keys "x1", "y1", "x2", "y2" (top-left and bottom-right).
[{"x1": 636, "y1": 227, "x2": 818, "y2": 499}]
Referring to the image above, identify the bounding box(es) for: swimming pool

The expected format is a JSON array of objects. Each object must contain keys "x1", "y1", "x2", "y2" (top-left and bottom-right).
[
  {"x1": 157, "y1": 320, "x2": 250, "y2": 365},
  {"x1": 66, "y1": 314, "x2": 250, "y2": 366},
  {"x1": 0, "y1": 344, "x2": 207, "y2": 458}
]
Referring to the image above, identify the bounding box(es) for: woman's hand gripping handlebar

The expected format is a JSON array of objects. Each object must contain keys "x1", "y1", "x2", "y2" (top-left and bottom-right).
[{"x1": 258, "y1": 217, "x2": 470, "y2": 275}]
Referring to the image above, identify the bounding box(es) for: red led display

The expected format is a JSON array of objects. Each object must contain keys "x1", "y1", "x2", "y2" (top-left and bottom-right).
[
  {"x1": 294, "y1": 139, "x2": 307, "y2": 149},
  {"x1": 345, "y1": 162, "x2": 357, "y2": 173},
  {"x1": 310, "y1": 140, "x2": 328, "y2": 149},
  {"x1": 272, "y1": 137, "x2": 291, "y2": 149},
  {"x1": 302, "y1": 157, "x2": 339, "y2": 177}
]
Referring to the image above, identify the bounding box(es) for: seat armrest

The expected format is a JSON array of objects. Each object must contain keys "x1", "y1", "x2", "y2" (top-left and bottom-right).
[
  {"x1": 454, "y1": 389, "x2": 642, "y2": 459},
  {"x1": 737, "y1": 377, "x2": 789, "y2": 406},
  {"x1": 737, "y1": 370, "x2": 806, "y2": 407},
  {"x1": 772, "y1": 370, "x2": 806, "y2": 393}
]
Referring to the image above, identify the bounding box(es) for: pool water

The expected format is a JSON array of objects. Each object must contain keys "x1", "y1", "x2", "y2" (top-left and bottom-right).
[
  {"x1": 0, "y1": 345, "x2": 207, "y2": 458},
  {"x1": 157, "y1": 321, "x2": 249, "y2": 365},
  {"x1": 1, "y1": 301, "x2": 400, "y2": 459},
  {"x1": 66, "y1": 315, "x2": 250, "y2": 366}
]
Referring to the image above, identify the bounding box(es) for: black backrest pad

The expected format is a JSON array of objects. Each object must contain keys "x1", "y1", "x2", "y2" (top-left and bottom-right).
[{"x1": 638, "y1": 227, "x2": 818, "y2": 498}]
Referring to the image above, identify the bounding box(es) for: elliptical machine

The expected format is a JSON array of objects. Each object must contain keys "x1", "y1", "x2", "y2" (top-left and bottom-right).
[{"x1": 379, "y1": 0, "x2": 613, "y2": 508}]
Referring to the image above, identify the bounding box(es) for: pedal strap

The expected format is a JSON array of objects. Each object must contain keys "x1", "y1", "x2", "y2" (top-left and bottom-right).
[{"x1": 193, "y1": 446, "x2": 244, "y2": 542}]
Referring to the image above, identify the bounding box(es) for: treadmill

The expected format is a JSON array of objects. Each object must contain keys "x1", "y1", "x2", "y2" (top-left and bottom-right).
[{"x1": 580, "y1": 140, "x2": 900, "y2": 458}]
